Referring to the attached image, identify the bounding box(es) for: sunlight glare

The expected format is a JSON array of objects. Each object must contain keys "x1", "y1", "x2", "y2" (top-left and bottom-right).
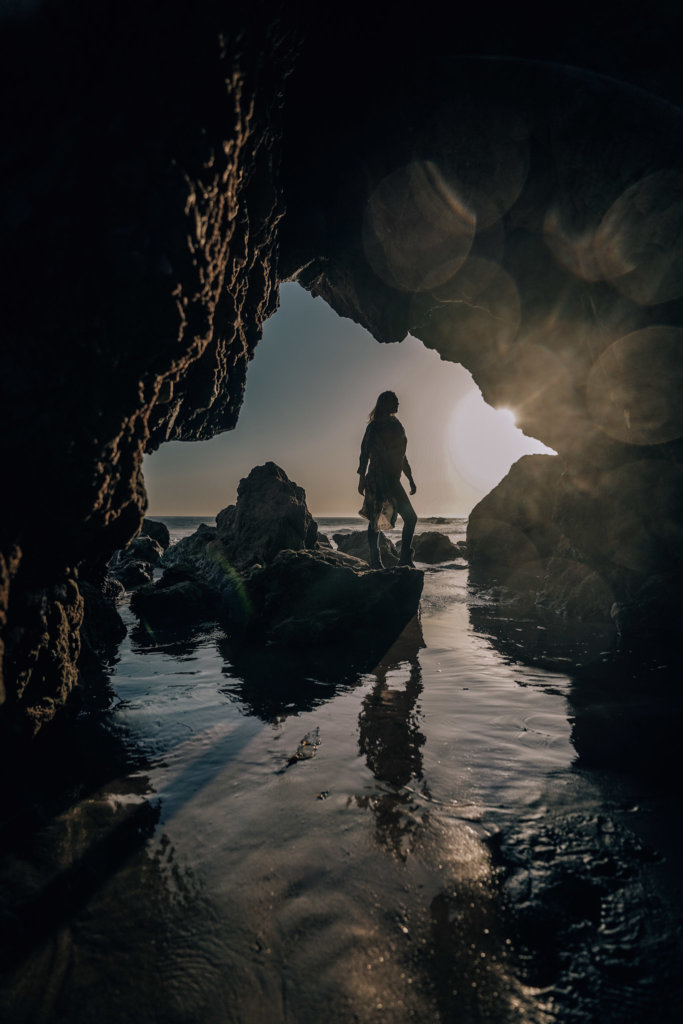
[{"x1": 449, "y1": 389, "x2": 555, "y2": 492}]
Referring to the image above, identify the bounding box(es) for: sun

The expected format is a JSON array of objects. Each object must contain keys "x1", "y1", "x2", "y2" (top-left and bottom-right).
[{"x1": 449, "y1": 388, "x2": 555, "y2": 493}]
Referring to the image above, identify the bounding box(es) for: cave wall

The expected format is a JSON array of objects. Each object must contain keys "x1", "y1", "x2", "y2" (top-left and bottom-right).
[{"x1": 1, "y1": 0, "x2": 298, "y2": 735}]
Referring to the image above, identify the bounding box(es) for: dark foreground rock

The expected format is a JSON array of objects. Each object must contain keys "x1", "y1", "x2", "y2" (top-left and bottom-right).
[
  {"x1": 333, "y1": 530, "x2": 400, "y2": 566},
  {"x1": 412, "y1": 531, "x2": 463, "y2": 564},
  {"x1": 246, "y1": 548, "x2": 423, "y2": 646}
]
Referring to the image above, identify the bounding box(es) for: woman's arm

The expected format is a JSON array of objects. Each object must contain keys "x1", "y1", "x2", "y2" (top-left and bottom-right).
[
  {"x1": 403, "y1": 455, "x2": 417, "y2": 495},
  {"x1": 358, "y1": 424, "x2": 372, "y2": 493}
]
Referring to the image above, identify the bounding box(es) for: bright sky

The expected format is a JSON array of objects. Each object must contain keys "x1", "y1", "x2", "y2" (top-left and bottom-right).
[{"x1": 143, "y1": 283, "x2": 553, "y2": 517}]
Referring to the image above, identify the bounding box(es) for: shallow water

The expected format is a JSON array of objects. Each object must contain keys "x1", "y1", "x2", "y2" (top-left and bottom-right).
[{"x1": 1, "y1": 518, "x2": 682, "y2": 1023}]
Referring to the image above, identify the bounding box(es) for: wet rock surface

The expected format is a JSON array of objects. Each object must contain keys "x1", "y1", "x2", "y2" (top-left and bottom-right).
[
  {"x1": 245, "y1": 548, "x2": 423, "y2": 646},
  {"x1": 412, "y1": 531, "x2": 463, "y2": 564},
  {"x1": 493, "y1": 804, "x2": 682, "y2": 1023},
  {"x1": 333, "y1": 529, "x2": 400, "y2": 566},
  {"x1": 131, "y1": 567, "x2": 220, "y2": 628}
]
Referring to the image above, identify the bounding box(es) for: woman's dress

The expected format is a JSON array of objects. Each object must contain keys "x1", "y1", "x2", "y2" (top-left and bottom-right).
[{"x1": 357, "y1": 415, "x2": 413, "y2": 531}]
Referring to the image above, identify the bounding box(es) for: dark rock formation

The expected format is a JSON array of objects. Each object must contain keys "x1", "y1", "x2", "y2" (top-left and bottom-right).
[
  {"x1": 160, "y1": 462, "x2": 317, "y2": 582},
  {"x1": 333, "y1": 530, "x2": 399, "y2": 566},
  {"x1": 120, "y1": 536, "x2": 164, "y2": 568},
  {"x1": 412, "y1": 532, "x2": 462, "y2": 564},
  {"x1": 130, "y1": 567, "x2": 220, "y2": 629},
  {"x1": 467, "y1": 456, "x2": 564, "y2": 585},
  {"x1": 141, "y1": 519, "x2": 171, "y2": 551},
  {"x1": 467, "y1": 453, "x2": 682, "y2": 630},
  {"x1": 133, "y1": 466, "x2": 424, "y2": 647},
  {"x1": 216, "y1": 462, "x2": 318, "y2": 569},
  {"x1": 110, "y1": 533, "x2": 163, "y2": 589},
  {"x1": 245, "y1": 548, "x2": 423, "y2": 646},
  {"x1": 111, "y1": 560, "x2": 154, "y2": 590},
  {"x1": 161, "y1": 523, "x2": 219, "y2": 572},
  {"x1": 79, "y1": 579, "x2": 127, "y2": 664},
  {"x1": 138, "y1": 464, "x2": 320, "y2": 628}
]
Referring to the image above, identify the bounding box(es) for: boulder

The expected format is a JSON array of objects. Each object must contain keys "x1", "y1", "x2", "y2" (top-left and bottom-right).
[
  {"x1": 130, "y1": 566, "x2": 222, "y2": 628},
  {"x1": 245, "y1": 547, "x2": 423, "y2": 646},
  {"x1": 412, "y1": 531, "x2": 461, "y2": 563},
  {"x1": 121, "y1": 535, "x2": 164, "y2": 567},
  {"x1": 216, "y1": 462, "x2": 318, "y2": 570},
  {"x1": 111, "y1": 559, "x2": 153, "y2": 588},
  {"x1": 161, "y1": 523, "x2": 218, "y2": 572},
  {"x1": 141, "y1": 518, "x2": 171, "y2": 550},
  {"x1": 333, "y1": 530, "x2": 399, "y2": 566},
  {"x1": 109, "y1": 533, "x2": 165, "y2": 590},
  {"x1": 467, "y1": 455, "x2": 564, "y2": 585},
  {"x1": 467, "y1": 455, "x2": 617, "y2": 622}
]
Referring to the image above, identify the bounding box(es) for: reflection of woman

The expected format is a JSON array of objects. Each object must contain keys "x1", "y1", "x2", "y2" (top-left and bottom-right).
[{"x1": 357, "y1": 390, "x2": 417, "y2": 569}]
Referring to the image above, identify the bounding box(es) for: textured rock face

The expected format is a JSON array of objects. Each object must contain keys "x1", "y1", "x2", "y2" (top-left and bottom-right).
[
  {"x1": 1, "y1": 1, "x2": 297, "y2": 733},
  {"x1": 217, "y1": 462, "x2": 319, "y2": 569}
]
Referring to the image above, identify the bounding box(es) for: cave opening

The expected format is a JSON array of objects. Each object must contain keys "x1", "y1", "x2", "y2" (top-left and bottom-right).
[{"x1": 142, "y1": 282, "x2": 554, "y2": 520}]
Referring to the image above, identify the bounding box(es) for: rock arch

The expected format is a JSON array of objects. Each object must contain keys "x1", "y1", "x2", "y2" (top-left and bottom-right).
[{"x1": 2, "y1": 3, "x2": 683, "y2": 735}]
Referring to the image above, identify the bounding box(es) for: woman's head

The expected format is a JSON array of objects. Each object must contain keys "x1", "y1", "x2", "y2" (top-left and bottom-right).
[{"x1": 369, "y1": 390, "x2": 399, "y2": 420}]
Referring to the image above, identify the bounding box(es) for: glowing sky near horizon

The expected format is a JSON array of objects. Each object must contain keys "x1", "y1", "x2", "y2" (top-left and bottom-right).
[{"x1": 143, "y1": 283, "x2": 554, "y2": 517}]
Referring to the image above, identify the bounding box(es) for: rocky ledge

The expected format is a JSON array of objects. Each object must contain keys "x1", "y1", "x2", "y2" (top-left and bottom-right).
[{"x1": 130, "y1": 463, "x2": 423, "y2": 650}]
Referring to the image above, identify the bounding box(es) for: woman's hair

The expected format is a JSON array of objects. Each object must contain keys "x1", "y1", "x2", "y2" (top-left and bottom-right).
[{"x1": 369, "y1": 390, "x2": 399, "y2": 421}]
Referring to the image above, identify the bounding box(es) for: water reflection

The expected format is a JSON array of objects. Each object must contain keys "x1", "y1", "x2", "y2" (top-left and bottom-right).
[
  {"x1": 356, "y1": 616, "x2": 429, "y2": 859},
  {"x1": 216, "y1": 622, "x2": 423, "y2": 723}
]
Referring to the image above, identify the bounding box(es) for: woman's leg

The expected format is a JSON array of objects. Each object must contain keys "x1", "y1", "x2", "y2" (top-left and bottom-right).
[
  {"x1": 367, "y1": 523, "x2": 383, "y2": 568},
  {"x1": 393, "y1": 483, "x2": 417, "y2": 564}
]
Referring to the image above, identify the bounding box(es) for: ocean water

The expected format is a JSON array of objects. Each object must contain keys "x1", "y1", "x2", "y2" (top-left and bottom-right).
[{"x1": 1, "y1": 516, "x2": 681, "y2": 1023}]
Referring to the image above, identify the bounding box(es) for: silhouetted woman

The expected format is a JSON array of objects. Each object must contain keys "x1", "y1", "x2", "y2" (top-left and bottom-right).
[{"x1": 358, "y1": 390, "x2": 417, "y2": 569}]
